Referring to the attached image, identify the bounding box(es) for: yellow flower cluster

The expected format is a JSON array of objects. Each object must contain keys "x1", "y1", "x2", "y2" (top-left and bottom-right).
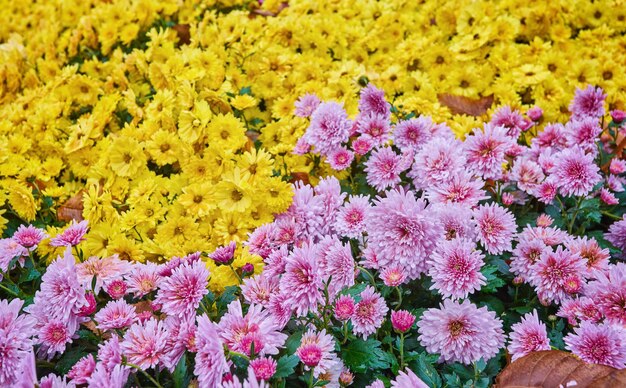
[{"x1": 1, "y1": 0, "x2": 624, "y2": 290}]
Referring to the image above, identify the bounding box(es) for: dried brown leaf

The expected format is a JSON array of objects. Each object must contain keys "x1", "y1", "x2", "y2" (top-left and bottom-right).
[
  {"x1": 57, "y1": 190, "x2": 85, "y2": 222},
  {"x1": 437, "y1": 93, "x2": 494, "y2": 116},
  {"x1": 172, "y1": 24, "x2": 191, "y2": 46},
  {"x1": 289, "y1": 172, "x2": 310, "y2": 186},
  {"x1": 495, "y1": 350, "x2": 626, "y2": 388}
]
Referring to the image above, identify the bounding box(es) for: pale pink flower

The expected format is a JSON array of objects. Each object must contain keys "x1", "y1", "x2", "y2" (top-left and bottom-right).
[
  {"x1": 351, "y1": 286, "x2": 388, "y2": 339},
  {"x1": 410, "y1": 138, "x2": 466, "y2": 189},
  {"x1": 548, "y1": 146, "x2": 601, "y2": 197},
  {"x1": 464, "y1": 124, "x2": 515, "y2": 180},
  {"x1": 364, "y1": 147, "x2": 406, "y2": 191},
  {"x1": 585, "y1": 263, "x2": 626, "y2": 325},
  {"x1": 241, "y1": 273, "x2": 279, "y2": 306},
  {"x1": 317, "y1": 237, "x2": 356, "y2": 297},
  {"x1": 327, "y1": 147, "x2": 354, "y2": 170},
  {"x1": 565, "y1": 321, "x2": 626, "y2": 368},
  {"x1": 428, "y1": 238, "x2": 486, "y2": 299},
  {"x1": 280, "y1": 242, "x2": 323, "y2": 317},
  {"x1": 334, "y1": 195, "x2": 370, "y2": 239},
  {"x1": 507, "y1": 310, "x2": 550, "y2": 361},
  {"x1": 297, "y1": 329, "x2": 338, "y2": 378},
  {"x1": 473, "y1": 203, "x2": 517, "y2": 254},
  {"x1": 529, "y1": 247, "x2": 586, "y2": 304},
  {"x1": 358, "y1": 84, "x2": 390, "y2": 118},
  {"x1": 357, "y1": 113, "x2": 392, "y2": 147},
  {"x1": 393, "y1": 116, "x2": 434, "y2": 151},
  {"x1": 569, "y1": 85, "x2": 606, "y2": 119},
  {"x1": 50, "y1": 220, "x2": 89, "y2": 247},
  {"x1": 13, "y1": 225, "x2": 47, "y2": 250},
  {"x1": 566, "y1": 236, "x2": 610, "y2": 275},
  {"x1": 600, "y1": 188, "x2": 618, "y2": 205},
  {"x1": 425, "y1": 171, "x2": 488, "y2": 207},
  {"x1": 380, "y1": 266, "x2": 407, "y2": 287},
  {"x1": 77, "y1": 255, "x2": 132, "y2": 294},
  {"x1": 352, "y1": 136, "x2": 374, "y2": 155},
  {"x1": 391, "y1": 369, "x2": 429, "y2": 388},
  {"x1": 94, "y1": 300, "x2": 137, "y2": 331},
  {"x1": 67, "y1": 354, "x2": 96, "y2": 384},
  {"x1": 294, "y1": 93, "x2": 321, "y2": 118},
  {"x1": 510, "y1": 158, "x2": 545, "y2": 195},
  {"x1": 208, "y1": 242, "x2": 236, "y2": 265},
  {"x1": 0, "y1": 299, "x2": 36, "y2": 386},
  {"x1": 36, "y1": 317, "x2": 79, "y2": 359},
  {"x1": 97, "y1": 335, "x2": 122, "y2": 372},
  {"x1": 86, "y1": 364, "x2": 130, "y2": 388},
  {"x1": 154, "y1": 260, "x2": 209, "y2": 319},
  {"x1": 195, "y1": 314, "x2": 229, "y2": 386},
  {"x1": 162, "y1": 315, "x2": 197, "y2": 371},
  {"x1": 125, "y1": 262, "x2": 161, "y2": 298},
  {"x1": 304, "y1": 102, "x2": 352, "y2": 156},
  {"x1": 120, "y1": 318, "x2": 168, "y2": 369}
]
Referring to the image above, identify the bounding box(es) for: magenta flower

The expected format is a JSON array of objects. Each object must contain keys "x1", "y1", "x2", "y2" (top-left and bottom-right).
[
  {"x1": 218, "y1": 300, "x2": 287, "y2": 356},
  {"x1": 428, "y1": 238, "x2": 486, "y2": 299},
  {"x1": 351, "y1": 286, "x2": 388, "y2": 339},
  {"x1": 155, "y1": 260, "x2": 209, "y2": 319},
  {"x1": 162, "y1": 315, "x2": 197, "y2": 371},
  {"x1": 334, "y1": 195, "x2": 370, "y2": 239},
  {"x1": 507, "y1": 310, "x2": 550, "y2": 361},
  {"x1": 208, "y1": 241, "x2": 236, "y2": 265},
  {"x1": 94, "y1": 300, "x2": 137, "y2": 331},
  {"x1": 366, "y1": 188, "x2": 443, "y2": 279},
  {"x1": 529, "y1": 247, "x2": 586, "y2": 304},
  {"x1": 586, "y1": 263, "x2": 626, "y2": 325},
  {"x1": 352, "y1": 136, "x2": 374, "y2": 155},
  {"x1": 600, "y1": 188, "x2": 619, "y2": 205},
  {"x1": 327, "y1": 147, "x2": 354, "y2": 170},
  {"x1": 391, "y1": 310, "x2": 416, "y2": 333},
  {"x1": 121, "y1": 318, "x2": 168, "y2": 369},
  {"x1": 334, "y1": 294, "x2": 356, "y2": 321},
  {"x1": 12, "y1": 224, "x2": 47, "y2": 249},
  {"x1": 250, "y1": 356, "x2": 277, "y2": 381},
  {"x1": 472, "y1": 203, "x2": 517, "y2": 255},
  {"x1": 434, "y1": 203, "x2": 476, "y2": 241},
  {"x1": 418, "y1": 299, "x2": 504, "y2": 365},
  {"x1": 297, "y1": 329, "x2": 338, "y2": 377},
  {"x1": 106, "y1": 279, "x2": 128, "y2": 299},
  {"x1": 364, "y1": 147, "x2": 406, "y2": 191},
  {"x1": 50, "y1": 220, "x2": 89, "y2": 247},
  {"x1": 527, "y1": 106, "x2": 543, "y2": 121},
  {"x1": 565, "y1": 117, "x2": 602, "y2": 151},
  {"x1": 294, "y1": 93, "x2": 321, "y2": 118},
  {"x1": 393, "y1": 116, "x2": 434, "y2": 151},
  {"x1": 36, "y1": 317, "x2": 78, "y2": 359},
  {"x1": 67, "y1": 354, "x2": 96, "y2": 384},
  {"x1": 358, "y1": 84, "x2": 390, "y2": 118},
  {"x1": 97, "y1": 335, "x2": 123, "y2": 372},
  {"x1": 246, "y1": 223, "x2": 277, "y2": 259},
  {"x1": 490, "y1": 105, "x2": 526, "y2": 138},
  {"x1": 464, "y1": 124, "x2": 514, "y2": 180},
  {"x1": 569, "y1": 85, "x2": 606, "y2": 119},
  {"x1": 280, "y1": 242, "x2": 323, "y2": 317},
  {"x1": 548, "y1": 146, "x2": 601, "y2": 197},
  {"x1": 304, "y1": 102, "x2": 352, "y2": 156},
  {"x1": 565, "y1": 321, "x2": 626, "y2": 368}
]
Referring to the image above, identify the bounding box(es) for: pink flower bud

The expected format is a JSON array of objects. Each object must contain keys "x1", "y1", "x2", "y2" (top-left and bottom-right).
[{"x1": 391, "y1": 310, "x2": 416, "y2": 333}]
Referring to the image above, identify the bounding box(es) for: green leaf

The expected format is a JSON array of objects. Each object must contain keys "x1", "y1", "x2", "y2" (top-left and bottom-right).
[
  {"x1": 18, "y1": 264, "x2": 40, "y2": 284},
  {"x1": 314, "y1": 380, "x2": 330, "y2": 387},
  {"x1": 55, "y1": 346, "x2": 88, "y2": 374},
  {"x1": 274, "y1": 355, "x2": 300, "y2": 379},
  {"x1": 239, "y1": 86, "x2": 252, "y2": 96},
  {"x1": 173, "y1": 355, "x2": 189, "y2": 388},
  {"x1": 340, "y1": 338, "x2": 390, "y2": 374},
  {"x1": 411, "y1": 353, "x2": 443, "y2": 388},
  {"x1": 216, "y1": 286, "x2": 238, "y2": 313},
  {"x1": 340, "y1": 283, "x2": 367, "y2": 301},
  {"x1": 285, "y1": 331, "x2": 304, "y2": 355},
  {"x1": 444, "y1": 373, "x2": 462, "y2": 387},
  {"x1": 480, "y1": 265, "x2": 506, "y2": 293}
]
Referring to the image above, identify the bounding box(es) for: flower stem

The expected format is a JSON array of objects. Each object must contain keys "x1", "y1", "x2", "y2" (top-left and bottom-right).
[
  {"x1": 357, "y1": 266, "x2": 376, "y2": 287},
  {"x1": 124, "y1": 362, "x2": 163, "y2": 388},
  {"x1": 229, "y1": 264, "x2": 242, "y2": 284},
  {"x1": 0, "y1": 282, "x2": 18, "y2": 296},
  {"x1": 395, "y1": 286, "x2": 402, "y2": 309},
  {"x1": 399, "y1": 332, "x2": 405, "y2": 370}
]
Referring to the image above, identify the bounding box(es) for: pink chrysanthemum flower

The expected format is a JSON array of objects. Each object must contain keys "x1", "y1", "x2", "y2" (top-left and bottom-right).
[
  {"x1": 527, "y1": 106, "x2": 543, "y2": 121},
  {"x1": 548, "y1": 146, "x2": 601, "y2": 197},
  {"x1": 425, "y1": 171, "x2": 487, "y2": 207},
  {"x1": 364, "y1": 147, "x2": 406, "y2": 191},
  {"x1": 262, "y1": 245, "x2": 288, "y2": 278},
  {"x1": 94, "y1": 300, "x2": 137, "y2": 331},
  {"x1": 36, "y1": 317, "x2": 78, "y2": 359},
  {"x1": 163, "y1": 315, "x2": 197, "y2": 371},
  {"x1": 334, "y1": 195, "x2": 370, "y2": 239},
  {"x1": 0, "y1": 238, "x2": 27, "y2": 273},
  {"x1": 391, "y1": 369, "x2": 429, "y2": 388},
  {"x1": 318, "y1": 237, "x2": 356, "y2": 297},
  {"x1": 558, "y1": 297, "x2": 602, "y2": 325},
  {"x1": 565, "y1": 117, "x2": 602, "y2": 150},
  {"x1": 565, "y1": 321, "x2": 626, "y2": 368},
  {"x1": 380, "y1": 266, "x2": 407, "y2": 287},
  {"x1": 98, "y1": 335, "x2": 123, "y2": 372},
  {"x1": 267, "y1": 293, "x2": 293, "y2": 330},
  {"x1": 50, "y1": 220, "x2": 89, "y2": 247},
  {"x1": 433, "y1": 204, "x2": 476, "y2": 241},
  {"x1": 67, "y1": 354, "x2": 96, "y2": 384},
  {"x1": 490, "y1": 105, "x2": 526, "y2": 139},
  {"x1": 250, "y1": 356, "x2": 277, "y2": 381},
  {"x1": 195, "y1": 314, "x2": 229, "y2": 386},
  {"x1": 529, "y1": 247, "x2": 586, "y2": 304},
  {"x1": 537, "y1": 214, "x2": 554, "y2": 227},
  {"x1": 607, "y1": 174, "x2": 625, "y2": 192},
  {"x1": 600, "y1": 188, "x2": 619, "y2": 205},
  {"x1": 605, "y1": 216, "x2": 626, "y2": 253},
  {"x1": 246, "y1": 224, "x2": 277, "y2": 259},
  {"x1": 418, "y1": 299, "x2": 504, "y2": 365},
  {"x1": 357, "y1": 113, "x2": 392, "y2": 147},
  {"x1": 367, "y1": 188, "x2": 444, "y2": 279},
  {"x1": 428, "y1": 238, "x2": 486, "y2": 299},
  {"x1": 218, "y1": 300, "x2": 287, "y2": 356},
  {"x1": 154, "y1": 260, "x2": 209, "y2": 319},
  {"x1": 510, "y1": 239, "x2": 552, "y2": 280},
  {"x1": 566, "y1": 236, "x2": 610, "y2": 275},
  {"x1": 297, "y1": 329, "x2": 338, "y2": 377},
  {"x1": 334, "y1": 295, "x2": 356, "y2": 321},
  {"x1": 39, "y1": 373, "x2": 74, "y2": 388},
  {"x1": 121, "y1": 318, "x2": 168, "y2": 369},
  {"x1": 304, "y1": 102, "x2": 352, "y2": 157},
  {"x1": 86, "y1": 364, "x2": 130, "y2": 388},
  {"x1": 314, "y1": 176, "x2": 346, "y2": 236},
  {"x1": 327, "y1": 147, "x2": 354, "y2": 171},
  {"x1": 410, "y1": 138, "x2": 466, "y2": 189},
  {"x1": 569, "y1": 85, "x2": 606, "y2": 119},
  {"x1": 393, "y1": 116, "x2": 434, "y2": 151},
  {"x1": 464, "y1": 124, "x2": 515, "y2": 180},
  {"x1": 586, "y1": 263, "x2": 626, "y2": 325},
  {"x1": 510, "y1": 158, "x2": 545, "y2": 195},
  {"x1": 280, "y1": 243, "x2": 323, "y2": 316},
  {"x1": 0, "y1": 299, "x2": 36, "y2": 386},
  {"x1": 13, "y1": 224, "x2": 47, "y2": 250},
  {"x1": 536, "y1": 181, "x2": 558, "y2": 204},
  {"x1": 352, "y1": 136, "x2": 374, "y2": 155},
  {"x1": 367, "y1": 380, "x2": 385, "y2": 388},
  {"x1": 352, "y1": 286, "x2": 388, "y2": 339},
  {"x1": 208, "y1": 241, "x2": 236, "y2": 265},
  {"x1": 125, "y1": 262, "x2": 161, "y2": 298},
  {"x1": 35, "y1": 248, "x2": 87, "y2": 321},
  {"x1": 532, "y1": 123, "x2": 568, "y2": 150},
  {"x1": 472, "y1": 203, "x2": 517, "y2": 255},
  {"x1": 293, "y1": 137, "x2": 311, "y2": 155},
  {"x1": 518, "y1": 225, "x2": 569, "y2": 247},
  {"x1": 77, "y1": 254, "x2": 132, "y2": 294},
  {"x1": 610, "y1": 158, "x2": 626, "y2": 175},
  {"x1": 507, "y1": 310, "x2": 551, "y2": 361},
  {"x1": 106, "y1": 279, "x2": 128, "y2": 299},
  {"x1": 294, "y1": 93, "x2": 321, "y2": 118},
  {"x1": 280, "y1": 182, "x2": 325, "y2": 241},
  {"x1": 391, "y1": 310, "x2": 416, "y2": 333},
  {"x1": 358, "y1": 84, "x2": 390, "y2": 118},
  {"x1": 241, "y1": 273, "x2": 279, "y2": 307}
]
